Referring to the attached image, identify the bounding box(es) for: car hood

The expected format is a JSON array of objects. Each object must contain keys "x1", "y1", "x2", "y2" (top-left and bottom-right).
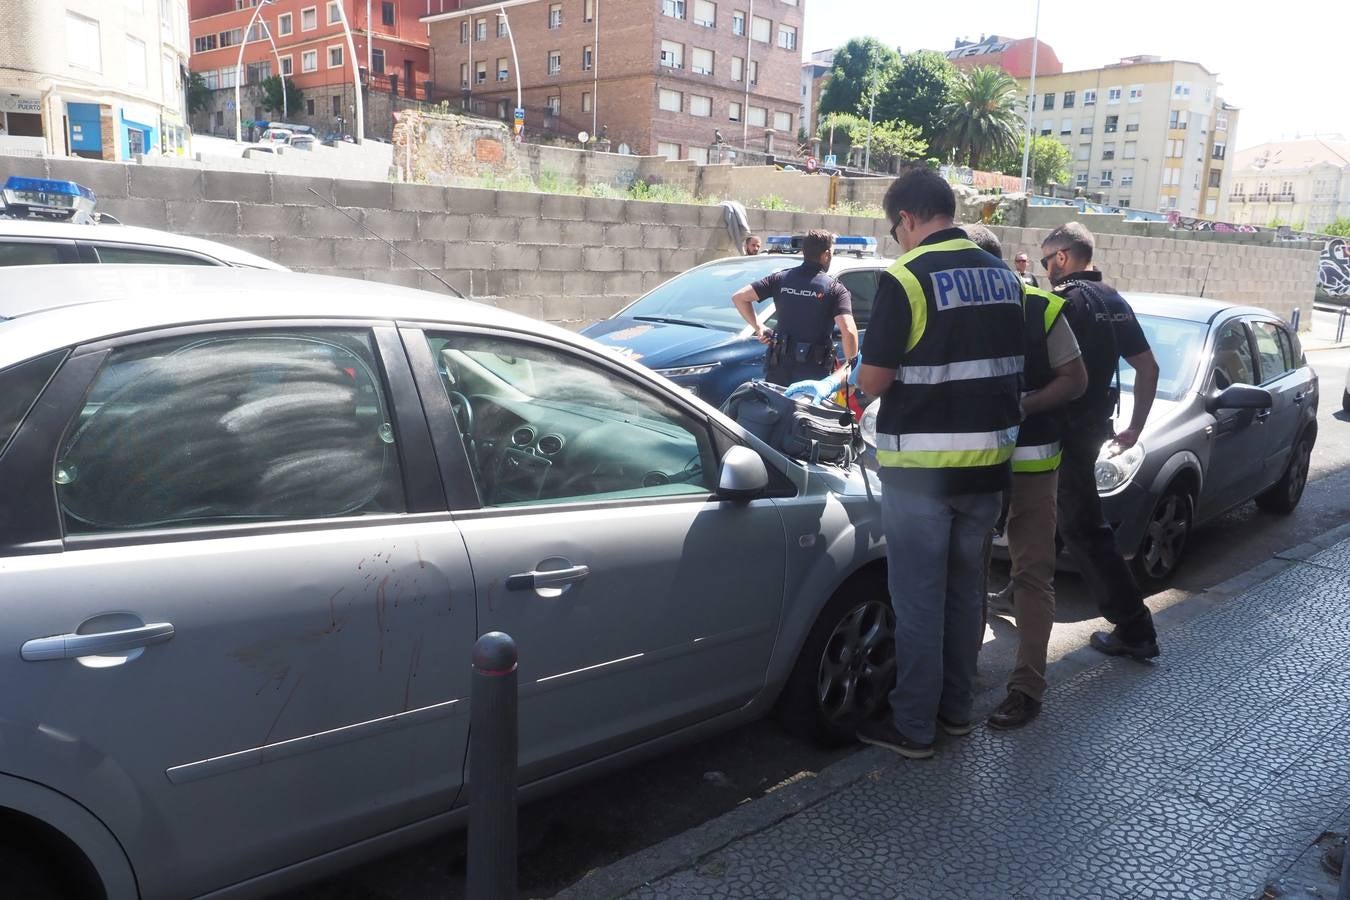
[
  {"x1": 1111, "y1": 392, "x2": 1186, "y2": 442},
  {"x1": 582, "y1": 316, "x2": 744, "y2": 368}
]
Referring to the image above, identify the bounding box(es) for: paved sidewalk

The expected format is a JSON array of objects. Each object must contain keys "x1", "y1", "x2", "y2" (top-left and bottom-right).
[{"x1": 578, "y1": 534, "x2": 1350, "y2": 900}]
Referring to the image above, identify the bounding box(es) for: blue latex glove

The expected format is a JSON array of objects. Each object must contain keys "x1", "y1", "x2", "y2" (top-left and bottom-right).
[
  {"x1": 847, "y1": 363, "x2": 860, "y2": 388},
  {"x1": 784, "y1": 373, "x2": 843, "y2": 403}
]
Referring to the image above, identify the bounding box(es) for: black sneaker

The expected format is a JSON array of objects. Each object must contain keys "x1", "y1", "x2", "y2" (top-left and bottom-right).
[
  {"x1": 856, "y1": 720, "x2": 934, "y2": 759},
  {"x1": 1089, "y1": 630, "x2": 1161, "y2": 660},
  {"x1": 987, "y1": 690, "x2": 1042, "y2": 730},
  {"x1": 938, "y1": 715, "x2": 976, "y2": 737}
]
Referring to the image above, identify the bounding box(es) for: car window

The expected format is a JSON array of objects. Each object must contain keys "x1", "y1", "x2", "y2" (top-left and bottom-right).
[
  {"x1": 0, "y1": 241, "x2": 65, "y2": 266},
  {"x1": 93, "y1": 245, "x2": 216, "y2": 266},
  {"x1": 1210, "y1": 321, "x2": 1255, "y2": 390},
  {"x1": 425, "y1": 333, "x2": 717, "y2": 508},
  {"x1": 1120, "y1": 315, "x2": 1208, "y2": 401},
  {"x1": 1277, "y1": 327, "x2": 1302, "y2": 370},
  {"x1": 1251, "y1": 321, "x2": 1292, "y2": 383},
  {"x1": 836, "y1": 269, "x2": 879, "y2": 328},
  {"x1": 622, "y1": 257, "x2": 798, "y2": 331},
  {"x1": 57, "y1": 330, "x2": 404, "y2": 533},
  {"x1": 0, "y1": 350, "x2": 66, "y2": 456}
]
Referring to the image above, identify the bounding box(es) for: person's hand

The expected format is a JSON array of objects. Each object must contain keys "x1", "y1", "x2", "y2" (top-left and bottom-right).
[
  {"x1": 1112, "y1": 426, "x2": 1142, "y2": 450},
  {"x1": 784, "y1": 374, "x2": 841, "y2": 403},
  {"x1": 755, "y1": 328, "x2": 774, "y2": 345}
]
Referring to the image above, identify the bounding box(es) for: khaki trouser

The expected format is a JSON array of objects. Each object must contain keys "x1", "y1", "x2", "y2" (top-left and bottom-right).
[{"x1": 1006, "y1": 470, "x2": 1059, "y2": 701}]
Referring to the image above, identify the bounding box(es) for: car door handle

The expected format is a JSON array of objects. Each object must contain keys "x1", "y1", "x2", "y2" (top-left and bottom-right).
[
  {"x1": 1255, "y1": 409, "x2": 1271, "y2": 421},
  {"x1": 1293, "y1": 392, "x2": 1307, "y2": 404},
  {"x1": 21, "y1": 622, "x2": 175, "y2": 661},
  {"x1": 506, "y1": 565, "x2": 590, "y2": 591}
]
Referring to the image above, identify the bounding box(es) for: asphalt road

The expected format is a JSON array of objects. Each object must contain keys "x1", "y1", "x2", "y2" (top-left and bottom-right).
[{"x1": 283, "y1": 311, "x2": 1350, "y2": 900}]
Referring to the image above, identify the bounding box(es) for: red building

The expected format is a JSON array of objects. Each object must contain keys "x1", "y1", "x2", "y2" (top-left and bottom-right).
[
  {"x1": 188, "y1": 0, "x2": 457, "y2": 136},
  {"x1": 944, "y1": 35, "x2": 1062, "y2": 79}
]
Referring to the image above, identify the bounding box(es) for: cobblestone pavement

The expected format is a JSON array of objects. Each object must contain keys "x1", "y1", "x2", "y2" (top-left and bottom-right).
[{"x1": 626, "y1": 538, "x2": 1350, "y2": 900}]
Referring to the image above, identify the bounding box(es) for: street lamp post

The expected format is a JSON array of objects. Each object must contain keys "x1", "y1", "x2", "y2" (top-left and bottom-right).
[
  {"x1": 742, "y1": 0, "x2": 754, "y2": 150},
  {"x1": 234, "y1": 0, "x2": 283, "y2": 142},
  {"x1": 591, "y1": 0, "x2": 600, "y2": 140},
  {"x1": 863, "y1": 66, "x2": 878, "y2": 174},
  {"x1": 1020, "y1": 0, "x2": 1042, "y2": 192},
  {"x1": 332, "y1": 1, "x2": 365, "y2": 143},
  {"x1": 497, "y1": 7, "x2": 522, "y2": 139}
]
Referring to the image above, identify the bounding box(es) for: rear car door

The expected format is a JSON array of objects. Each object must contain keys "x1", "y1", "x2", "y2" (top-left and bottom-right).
[
  {"x1": 1249, "y1": 317, "x2": 1310, "y2": 488},
  {"x1": 0, "y1": 324, "x2": 475, "y2": 899},
  {"x1": 404, "y1": 326, "x2": 786, "y2": 784},
  {"x1": 1199, "y1": 318, "x2": 1268, "y2": 516}
]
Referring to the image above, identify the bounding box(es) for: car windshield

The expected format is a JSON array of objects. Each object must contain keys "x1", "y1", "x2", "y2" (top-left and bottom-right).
[
  {"x1": 1119, "y1": 314, "x2": 1209, "y2": 401},
  {"x1": 621, "y1": 257, "x2": 799, "y2": 331}
]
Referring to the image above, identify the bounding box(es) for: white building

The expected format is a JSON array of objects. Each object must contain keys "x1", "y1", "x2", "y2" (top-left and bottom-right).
[
  {"x1": 1221, "y1": 138, "x2": 1350, "y2": 233},
  {"x1": 0, "y1": 0, "x2": 191, "y2": 161},
  {"x1": 800, "y1": 48, "x2": 833, "y2": 141}
]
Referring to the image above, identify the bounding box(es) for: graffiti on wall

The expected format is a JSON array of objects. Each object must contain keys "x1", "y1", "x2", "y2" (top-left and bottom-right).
[
  {"x1": 1166, "y1": 211, "x2": 1260, "y2": 233},
  {"x1": 1319, "y1": 238, "x2": 1350, "y2": 299}
]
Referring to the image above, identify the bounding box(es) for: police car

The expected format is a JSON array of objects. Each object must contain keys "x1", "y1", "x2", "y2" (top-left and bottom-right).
[
  {"x1": 0, "y1": 176, "x2": 283, "y2": 269},
  {"x1": 582, "y1": 234, "x2": 891, "y2": 407}
]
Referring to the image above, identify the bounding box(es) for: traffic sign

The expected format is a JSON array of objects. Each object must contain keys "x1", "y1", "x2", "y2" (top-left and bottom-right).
[
  {"x1": 804, "y1": 156, "x2": 820, "y2": 173},
  {"x1": 514, "y1": 107, "x2": 525, "y2": 123},
  {"x1": 823, "y1": 154, "x2": 837, "y2": 167}
]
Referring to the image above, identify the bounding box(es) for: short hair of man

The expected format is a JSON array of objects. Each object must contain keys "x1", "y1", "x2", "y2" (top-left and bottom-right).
[
  {"x1": 1042, "y1": 221, "x2": 1096, "y2": 263},
  {"x1": 961, "y1": 223, "x2": 1003, "y2": 259},
  {"x1": 801, "y1": 228, "x2": 834, "y2": 260},
  {"x1": 882, "y1": 168, "x2": 957, "y2": 224}
]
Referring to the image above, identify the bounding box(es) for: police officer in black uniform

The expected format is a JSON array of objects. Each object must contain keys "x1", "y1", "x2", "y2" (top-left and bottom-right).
[{"x1": 731, "y1": 229, "x2": 858, "y2": 386}]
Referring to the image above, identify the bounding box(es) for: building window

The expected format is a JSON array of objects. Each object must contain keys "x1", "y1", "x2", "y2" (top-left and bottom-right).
[
  {"x1": 658, "y1": 141, "x2": 681, "y2": 160},
  {"x1": 662, "y1": 0, "x2": 685, "y2": 18},
  {"x1": 1121, "y1": 173, "x2": 1134, "y2": 188},
  {"x1": 497, "y1": 57, "x2": 509, "y2": 80},
  {"x1": 460, "y1": 62, "x2": 468, "y2": 86},
  {"x1": 1040, "y1": 119, "x2": 1052, "y2": 136},
  {"x1": 582, "y1": 91, "x2": 592, "y2": 112},
  {"x1": 546, "y1": 95, "x2": 560, "y2": 115},
  {"x1": 732, "y1": 10, "x2": 745, "y2": 35},
  {"x1": 691, "y1": 47, "x2": 713, "y2": 75},
  {"x1": 582, "y1": 45, "x2": 593, "y2": 70},
  {"x1": 694, "y1": 0, "x2": 715, "y2": 26},
  {"x1": 548, "y1": 50, "x2": 561, "y2": 75},
  {"x1": 193, "y1": 34, "x2": 217, "y2": 53},
  {"x1": 279, "y1": 55, "x2": 293, "y2": 75},
  {"x1": 476, "y1": 60, "x2": 487, "y2": 83},
  {"x1": 1125, "y1": 113, "x2": 1139, "y2": 133},
  {"x1": 747, "y1": 105, "x2": 766, "y2": 126},
  {"x1": 549, "y1": 3, "x2": 562, "y2": 28},
  {"x1": 1104, "y1": 115, "x2": 1118, "y2": 134},
  {"x1": 382, "y1": 1, "x2": 396, "y2": 26},
  {"x1": 731, "y1": 56, "x2": 743, "y2": 81},
  {"x1": 659, "y1": 89, "x2": 682, "y2": 112},
  {"x1": 1212, "y1": 142, "x2": 1226, "y2": 160},
  {"x1": 1062, "y1": 90, "x2": 1075, "y2": 109},
  {"x1": 328, "y1": 45, "x2": 343, "y2": 68},
  {"x1": 245, "y1": 60, "x2": 271, "y2": 84},
  {"x1": 371, "y1": 48, "x2": 385, "y2": 75},
  {"x1": 1209, "y1": 169, "x2": 1222, "y2": 189},
  {"x1": 301, "y1": 6, "x2": 317, "y2": 30},
  {"x1": 1102, "y1": 144, "x2": 1115, "y2": 160},
  {"x1": 1083, "y1": 89, "x2": 1096, "y2": 106},
  {"x1": 498, "y1": 17, "x2": 507, "y2": 37},
  {"x1": 777, "y1": 25, "x2": 796, "y2": 50},
  {"x1": 729, "y1": 101, "x2": 741, "y2": 121},
  {"x1": 773, "y1": 110, "x2": 791, "y2": 132},
  {"x1": 1169, "y1": 109, "x2": 1187, "y2": 129},
  {"x1": 278, "y1": 12, "x2": 293, "y2": 36},
  {"x1": 751, "y1": 15, "x2": 770, "y2": 42},
  {"x1": 66, "y1": 12, "x2": 102, "y2": 71},
  {"x1": 1076, "y1": 173, "x2": 1089, "y2": 187},
  {"x1": 1216, "y1": 113, "x2": 1228, "y2": 132},
  {"x1": 1080, "y1": 120, "x2": 1093, "y2": 135},
  {"x1": 1042, "y1": 92, "x2": 1055, "y2": 111},
  {"x1": 332, "y1": 94, "x2": 341, "y2": 117},
  {"x1": 1123, "y1": 141, "x2": 1136, "y2": 159},
  {"x1": 1099, "y1": 170, "x2": 1113, "y2": 186},
  {"x1": 1107, "y1": 86, "x2": 1121, "y2": 104},
  {"x1": 307, "y1": 98, "x2": 315, "y2": 115},
  {"x1": 1128, "y1": 85, "x2": 1143, "y2": 102},
  {"x1": 660, "y1": 40, "x2": 683, "y2": 69},
  {"x1": 1205, "y1": 198, "x2": 1217, "y2": 216},
  {"x1": 327, "y1": 1, "x2": 341, "y2": 25},
  {"x1": 125, "y1": 36, "x2": 147, "y2": 88},
  {"x1": 584, "y1": 0, "x2": 595, "y2": 22},
  {"x1": 1060, "y1": 118, "x2": 1072, "y2": 135},
  {"x1": 302, "y1": 49, "x2": 318, "y2": 72},
  {"x1": 1077, "y1": 144, "x2": 1091, "y2": 162},
  {"x1": 1167, "y1": 139, "x2": 1183, "y2": 158},
  {"x1": 460, "y1": 20, "x2": 469, "y2": 42},
  {"x1": 475, "y1": 18, "x2": 486, "y2": 40},
  {"x1": 690, "y1": 95, "x2": 712, "y2": 117}
]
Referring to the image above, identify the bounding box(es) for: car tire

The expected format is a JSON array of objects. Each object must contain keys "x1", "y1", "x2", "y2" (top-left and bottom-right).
[
  {"x1": 1132, "y1": 484, "x2": 1193, "y2": 584},
  {"x1": 1342, "y1": 390, "x2": 1349, "y2": 414},
  {"x1": 776, "y1": 570, "x2": 895, "y2": 747},
  {"x1": 0, "y1": 841, "x2": 69, "y2": 900},
  {"x1": 1256, "y1": 432, "x2": 1314, "y2": 515}
]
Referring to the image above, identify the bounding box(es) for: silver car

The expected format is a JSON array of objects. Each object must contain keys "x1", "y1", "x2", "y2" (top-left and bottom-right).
[{"x1": 0, "y1": 265, "x2": 890, "y2": 899}]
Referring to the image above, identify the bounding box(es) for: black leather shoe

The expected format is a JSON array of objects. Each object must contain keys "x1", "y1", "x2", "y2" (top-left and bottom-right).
[
  {"x1": 856, "y1": 720, "x2": 934, "y2": 759},
  {"x1": 987, "y1": 690, "x2": 1042, "y2": 730},
  {"x1": 938, "y1": 715, "x2": 976, "y2": 737},
  {"x1": 1089, "y1": 630, "x2": 1160, "y2": 660}
]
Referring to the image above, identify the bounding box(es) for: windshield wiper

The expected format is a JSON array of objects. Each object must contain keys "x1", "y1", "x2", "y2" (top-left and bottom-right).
[{"x1": 632, "y1": 315, "x2": 713, "y2": 329}]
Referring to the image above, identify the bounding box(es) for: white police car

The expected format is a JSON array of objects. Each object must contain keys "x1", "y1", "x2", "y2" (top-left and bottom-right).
[{"x1": 0, "y1": 176, "x2": 282, "y2": 270}]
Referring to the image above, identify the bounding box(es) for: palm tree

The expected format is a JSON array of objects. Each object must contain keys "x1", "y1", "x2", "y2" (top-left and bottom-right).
[{"x1": 943, "y1": 66, "x2": 1022, "y2": 171}]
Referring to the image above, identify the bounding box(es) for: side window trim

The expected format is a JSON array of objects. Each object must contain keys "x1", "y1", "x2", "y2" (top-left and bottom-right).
[
  {"x1": 1249, "y1": 317, "x2": 1291, "y2": 386},
  {"x1": 0, "y1": 237, "x2": 80, "y2": 266},
  {"x1": 85, "y1": 242, "x2": 221, "y2": 266}
]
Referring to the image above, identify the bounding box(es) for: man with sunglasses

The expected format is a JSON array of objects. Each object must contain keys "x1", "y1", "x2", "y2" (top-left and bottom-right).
[{"x1": 1040, "y1": 222, "x2": 1163, "y2": 660}]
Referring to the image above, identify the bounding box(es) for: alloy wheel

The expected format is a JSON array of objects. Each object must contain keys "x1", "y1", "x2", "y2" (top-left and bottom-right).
[
  {"x1": 1287, "y1": 439, "x2": 1311, "y2": 506},
  {"x1": 1140, "y1": 490, "x2": 1191, "y2": 580},
  {"x1": 816, "y1": 599, "x2": 895, "y2": 726}
]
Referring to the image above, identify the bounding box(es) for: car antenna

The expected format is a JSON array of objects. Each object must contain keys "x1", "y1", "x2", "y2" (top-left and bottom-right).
[
  {"x1": 305, "y1": 187, "x2": 466, "y2": 299},
  {"x1": 1198, "y1": 257, "x2": 1213, "y2": 298}
]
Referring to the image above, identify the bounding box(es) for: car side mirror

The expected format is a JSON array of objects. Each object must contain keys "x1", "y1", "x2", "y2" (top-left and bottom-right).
[
  {"x1": 717, "y1": 445, "x2": 769, "y2": 502},
  {"x1": 1205, "y1": 384, "x2": 1272, "y2": 414}
]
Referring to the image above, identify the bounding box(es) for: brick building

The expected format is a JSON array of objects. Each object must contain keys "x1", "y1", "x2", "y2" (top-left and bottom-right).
[
  {"x1": 187, "y1": 0, "x2": 454, "y2": 137},
  {"x1": 424, "y1": 0, "x2": 806, "y2": 161}
]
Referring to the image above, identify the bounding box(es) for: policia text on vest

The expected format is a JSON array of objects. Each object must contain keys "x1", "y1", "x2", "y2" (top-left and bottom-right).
[{"x1": 730, "y1": 230, "x2": 859, "y2": 387}]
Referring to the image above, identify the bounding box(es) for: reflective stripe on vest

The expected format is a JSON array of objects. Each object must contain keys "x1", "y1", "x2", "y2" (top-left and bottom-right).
[
  {"x1": 876, "y1": 427, "x2": 1019, "y2": 469},
  {"x1": 1011, "y1": 440, "x2": 1063, "y2": 474},
  {"x1": 897, "y1": 354, "x2": 1024, "y2": 385}
]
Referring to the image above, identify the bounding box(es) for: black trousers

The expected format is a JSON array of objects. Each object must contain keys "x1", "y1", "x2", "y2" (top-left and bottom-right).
[{"x1": 1057, "y1": 421, "x2": 1157, "y2": 643}]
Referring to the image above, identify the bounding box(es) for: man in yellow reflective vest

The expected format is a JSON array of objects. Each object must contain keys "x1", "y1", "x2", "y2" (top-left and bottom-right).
[
  {"x1": 854, "y1": 170, "x2": 1026, "y2": 759},
  {"x1": 962, "y1": 225, "x2": 1088, "y2": 731}
]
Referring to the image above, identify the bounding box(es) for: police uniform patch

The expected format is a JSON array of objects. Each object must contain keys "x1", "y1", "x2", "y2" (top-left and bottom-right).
[{"x1": 930, "y1": 267, "x2": 1023, "y2": 310}]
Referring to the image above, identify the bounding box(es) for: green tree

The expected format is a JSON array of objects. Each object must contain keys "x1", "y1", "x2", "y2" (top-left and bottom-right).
[
  {"x1": 1325, "y1": 218, "x2": 1350, "y2": 237},
  {"x1": 985, "y1": 135, "x2": 1070, "y2": 189},
  {"x1": 187, "y1": 71, "x2": 212, "y2": 115},
  {"x1": 818, "y1": 112, "x2": 927, "y2": 167},
  {"x1": 260, "y1": 75, "x2": 303, "y2": 118},
  {"x1": 943, "y1": 66, "x2": 1021, "y2": 171},
  {"x1": 877, "y1": 51, "x2": 959, "y2": 151},
  {"x1": 817, "y1": 38, "x2": 901, "y2": 123}
]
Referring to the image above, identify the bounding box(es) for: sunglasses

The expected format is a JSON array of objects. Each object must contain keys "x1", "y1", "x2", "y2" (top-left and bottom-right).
[{"x1": 1040, "y1": 249, "x2": 1065, "y2": 270}]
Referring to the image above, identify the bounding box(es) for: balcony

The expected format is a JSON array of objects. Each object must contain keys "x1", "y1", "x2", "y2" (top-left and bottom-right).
[
  {"x1": 1229, "y1": 193, "x2": 1247, "y2": 203},
  {"x1": 1273, "y1": 192, "x2": 1296, "y2": 203}
]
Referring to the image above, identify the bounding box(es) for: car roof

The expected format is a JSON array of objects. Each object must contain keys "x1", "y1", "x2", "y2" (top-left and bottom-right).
[
  {"x1": 1121, "y1": 292, "x2": 1277, "y2": 324},
  {"x1": 0, "y1": 265, "x2": 575, "y2": 370},
  {"x1": 0, "y1": 215, "x2": 284, "y2": 269}
]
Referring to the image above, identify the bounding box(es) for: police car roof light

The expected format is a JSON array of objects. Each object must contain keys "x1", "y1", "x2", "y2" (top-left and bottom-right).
[
  {"x1": 764, "y1": 234, "x2": 876, "y2": 258},
  {"x1": 1, "y1": 177, "x2": 98, "y2": 224}
]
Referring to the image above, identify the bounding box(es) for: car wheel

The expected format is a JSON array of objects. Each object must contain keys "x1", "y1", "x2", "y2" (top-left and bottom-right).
[
  {"x1": 0, "y1": 842, "x2": 70, "y2": 900},
  {"x1": 777, "y1": 572, "x2": 895, "y2": 746},
  {"x1": 1133, "y1": 485, "x2": 1193, "y2": 583},
  {"x1": 1256, "y1": 433, "x2": 1313, "y2": 514},
  {"x1": 1342, "y1": 389, "x2": 1349, "y2": 414}
]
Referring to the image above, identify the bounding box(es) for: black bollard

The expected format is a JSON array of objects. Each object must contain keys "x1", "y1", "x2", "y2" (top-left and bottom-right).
[{"x1": 467, "y1": 631, "x2": 519, "y2": 900}]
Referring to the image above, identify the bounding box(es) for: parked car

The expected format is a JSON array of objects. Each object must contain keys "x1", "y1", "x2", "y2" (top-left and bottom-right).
[
  {"x1": 990, "y1": 293, "x2": 1318, "y2": 582},
  {"x1": 0, "y1": 265, "x2": 890, "y2": 899},
  {"x1": 582, "y1": 238, "x2": 889, "y2": 407},
  {"x1": 287, "y1": 133, "x2": 316, "y2": 151}
]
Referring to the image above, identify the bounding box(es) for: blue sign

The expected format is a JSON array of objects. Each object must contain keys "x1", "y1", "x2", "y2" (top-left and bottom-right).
[
  {"x1": 513, "y1": 106, "x2": 525, "y2": 122},
  {"x1": 823, "y1": 154, "x2": 837, "y2": 167}
]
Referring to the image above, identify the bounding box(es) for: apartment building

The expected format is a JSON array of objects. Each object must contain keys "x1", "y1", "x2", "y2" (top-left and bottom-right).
[
  {"x1": 945, "y1": 34, "x2": 1061, "y2": 79},
  {"x1": 187, "y1": 0, "x2": 451, "y2": 137},
  {"x1": 1221, "y1": 139, "x2": 1350, "y2": 232},
  {"x1": 0, "y1": 0, "x2": 191, "y2": 160},
  {"x1": 1017, "y1": 55, "x2": 1240, "y2": 217},
  {"x1": 424, "y1": 0, "x2": 806, "y2": 160},
  {"x1": 799, "y1": 47, "x2": 830, "y2": 140}
]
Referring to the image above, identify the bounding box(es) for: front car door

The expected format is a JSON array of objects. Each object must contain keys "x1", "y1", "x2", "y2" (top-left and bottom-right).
[
  {"x1": 0, "y1": 324, "x2": 475, "y2": 899},
  {"x1": 1197, "y1": 318, "x2": 1267, "y2": 517},
  {"x1": 403, "y1": 326, "x2": 786, "y2": 785},
  {"x1": 1248, "y1": 317, "x2": 1310, "y2": 488}
]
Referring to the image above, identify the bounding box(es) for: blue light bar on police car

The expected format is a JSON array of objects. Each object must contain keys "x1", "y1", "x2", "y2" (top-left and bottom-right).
[
  {"x1": 764, "y1": 234, "x2": 877, "y2": 257},
  {"x1": 2, "y1": 177, "x2": 98, "y2": 224}
]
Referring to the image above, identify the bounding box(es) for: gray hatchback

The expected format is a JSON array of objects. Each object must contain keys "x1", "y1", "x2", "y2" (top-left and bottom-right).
[{"x1": 0, "y1": 265, "x2": 892, "y2": 899}]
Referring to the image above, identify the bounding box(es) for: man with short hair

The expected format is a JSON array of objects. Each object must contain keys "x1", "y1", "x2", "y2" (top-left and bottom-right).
[
  {"x1": 1015, "y1": 252, "x2": 1039, "y2": 287},
  {"x1": 744, "y1": 235, "x2": 762, "y2": 256},
  {"x1": 964, "y1": 224, "x2": 1089, "y2": 729},
  {"x1": 1040, "y1": 221, "x2": 1163, "y2": 659},
  {"x1": 731, "y1": 229, "x2": 857, "y2": 386},
  {"x1": 853, "y1": 170, "x2": 1026, "y2": 759}
]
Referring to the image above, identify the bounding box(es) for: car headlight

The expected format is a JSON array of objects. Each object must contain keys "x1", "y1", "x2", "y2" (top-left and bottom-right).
[
  {"x1": 859, "y1": 399, "x2": 880, "y2": 448},
  {"x1": 655, "y1": 363, "x2": 720, "y2": 378},
  {"x1": 1095, "y1": 441, "x2": 1146, "y2": 494}
]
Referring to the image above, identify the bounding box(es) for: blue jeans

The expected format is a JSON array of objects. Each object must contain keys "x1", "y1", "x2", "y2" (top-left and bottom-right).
[{"x1": 882, "y1": 486, "x2": 1002, "y2": 744}]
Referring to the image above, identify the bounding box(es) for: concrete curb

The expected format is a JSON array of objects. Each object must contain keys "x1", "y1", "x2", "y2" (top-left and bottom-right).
[{"x1": 553, "y1": 520, "x2": 1350, "y2": 900}]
